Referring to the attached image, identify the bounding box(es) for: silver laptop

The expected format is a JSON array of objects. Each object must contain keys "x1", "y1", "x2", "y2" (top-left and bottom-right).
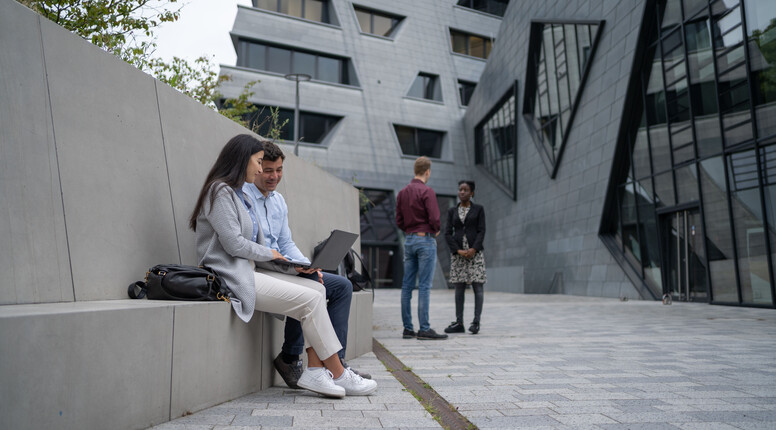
[{"x1": 273, "y1": 229, "x2": 358, "y2": 271}]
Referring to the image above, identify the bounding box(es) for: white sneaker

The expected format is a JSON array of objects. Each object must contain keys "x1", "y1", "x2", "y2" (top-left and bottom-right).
[
  {"x1": 333, "y1": 368, "x2": 378, "y2": 396},
  {"x1": 297, "y1": 367, "x2": 346, "y2": 398}
]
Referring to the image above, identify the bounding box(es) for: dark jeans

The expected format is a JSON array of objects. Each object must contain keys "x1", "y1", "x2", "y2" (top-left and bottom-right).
[
  {"x1": 282, "y1": 271, "x2": 352, "y2": 359},
  {"x1": 453, "y1": 282, "x2": 483, "y2": 323}
]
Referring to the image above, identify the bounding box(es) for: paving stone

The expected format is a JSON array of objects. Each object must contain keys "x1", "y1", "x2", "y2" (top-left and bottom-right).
[{"x1": 161, "y1": 290, "x2": 776, "y2": 429}]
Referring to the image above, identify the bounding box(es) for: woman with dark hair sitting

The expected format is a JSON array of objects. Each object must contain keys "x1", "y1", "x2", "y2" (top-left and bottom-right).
[
  {"x1": 444, "y1": 180, "x2": 487, "y2": 334},
  {"x1": 189, "y1": 134, "x2": 376, "y2": 398}
]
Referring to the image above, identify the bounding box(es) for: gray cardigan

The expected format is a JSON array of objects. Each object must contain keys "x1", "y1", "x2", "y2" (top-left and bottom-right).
[{"x1": 195, "y1": 183, "x2": 275, "y2": 322}]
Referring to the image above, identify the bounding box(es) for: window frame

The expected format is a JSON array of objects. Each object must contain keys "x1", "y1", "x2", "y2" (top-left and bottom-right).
[
  {"x1": 353, "y1": 5, "x2": 403, "y2": 38},
  {"x1": 252, "y1": 0, "x2": 332, "y2": 24},
  {"x1": 407, "y1": 72, "x2": 443, "y2": 102},
  {"x1": 455, "y1": 0, "x2": 509, "y2": 17},
  {"x1": 474, "y1": 82, "x2": 518, "y2": 200},
  {"x1": 457, "y1": 79, "x2": 477, "y2": 106},
  {"x1": 236, "y1": 38, "x2": 356, "y2": 86},
  {"x1": 230, "y1": 104, "x2": 343, "y2": 145},
  {"x1": 449, "y1": 29, "x2": 494, "y2": 60},
  {"x1": 522, "y1": 19, "x2": 605, "y2": 178},
  {"x1": 392, "y1": 124, "x2": 446, "y2": 159}
]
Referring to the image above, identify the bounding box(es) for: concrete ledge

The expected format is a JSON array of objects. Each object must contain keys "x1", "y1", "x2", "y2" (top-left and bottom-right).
[{"x1": 0, "y1": 291, "x2": 373, "y2": 430}]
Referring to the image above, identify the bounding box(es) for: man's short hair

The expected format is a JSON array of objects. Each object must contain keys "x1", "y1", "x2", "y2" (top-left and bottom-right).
[
  {"x1": 414, "y1": 156, "x2": 431, "y2": 176},
  {"x1": 262, "y1": 140, "x2": 286, "y2": 162}
]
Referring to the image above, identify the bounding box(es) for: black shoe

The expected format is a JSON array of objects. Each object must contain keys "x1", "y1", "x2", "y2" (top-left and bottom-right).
[
  {"x1": 402, "y1": 329, "x2": 417, "y2": 339},
  {"x1": 273, "y1": 353, "x2": 303, "y2": 389},
  {"x1": 417, "y1": 329, "x2": 448, "y2": 340},
  {"x1": 444, "y1": 321, "x2": 465, "y2": 333},
  {"x1": 341, "y1": 358, "x2": 372, "y2": 379},
  {"x1": 469, "y1": 322, "x2": 480, "y2": 334}
]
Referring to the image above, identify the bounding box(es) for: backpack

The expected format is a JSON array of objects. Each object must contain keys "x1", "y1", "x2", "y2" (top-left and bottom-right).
[{"x1": 342, "y1": 249, "x2": 371, "y2": 292}]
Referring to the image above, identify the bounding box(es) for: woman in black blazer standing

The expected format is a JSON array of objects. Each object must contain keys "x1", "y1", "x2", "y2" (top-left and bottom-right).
[{"x1": 444, "y1": 180, "x2": 486, "y2": 334}]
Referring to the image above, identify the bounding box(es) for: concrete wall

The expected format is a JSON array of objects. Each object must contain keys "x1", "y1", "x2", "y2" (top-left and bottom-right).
[
  {"x1": 462, "y1": 0, "x2": 647, "y2": 299},
  {"x1": 0, "y1": 1, "x2": 368, "y2": 428},
  {"x1": 0, "y1": 0, "x2": 360, "y2": 305}
]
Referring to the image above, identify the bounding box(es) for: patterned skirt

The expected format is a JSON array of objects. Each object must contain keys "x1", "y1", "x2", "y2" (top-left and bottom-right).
[{"x1": 449, "y1": 237, "x2": 487, "y2": 284}]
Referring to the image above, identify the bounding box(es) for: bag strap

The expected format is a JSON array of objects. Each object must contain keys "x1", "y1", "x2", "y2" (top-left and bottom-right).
[
  {"x1": 349, "y1": 249, "x2": 375, "y2": 302},
  {"x1": 127, "y1": 281, "x2": 147, "y2": 299},
  {"x1": 350, "y1": 248, "x2": 371, "y2": 282}
]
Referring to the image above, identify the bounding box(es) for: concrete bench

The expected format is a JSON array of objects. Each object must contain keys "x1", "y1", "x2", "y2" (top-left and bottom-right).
[{"x1": 0, "y1": 291, "x2": 373, "y2": 430}]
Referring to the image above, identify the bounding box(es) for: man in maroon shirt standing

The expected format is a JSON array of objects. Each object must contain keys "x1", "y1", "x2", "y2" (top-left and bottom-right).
[{"x1": 396, "y1": 156, "x2": 448, "y2": 340}]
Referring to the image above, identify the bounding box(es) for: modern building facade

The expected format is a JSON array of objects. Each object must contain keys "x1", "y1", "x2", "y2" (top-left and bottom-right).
[{"x1": 220, "y1": 0, "x2": 776, "y2": 309}]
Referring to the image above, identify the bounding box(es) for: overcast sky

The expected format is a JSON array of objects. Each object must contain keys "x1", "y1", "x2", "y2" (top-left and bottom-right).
[{"x1": 152, "y1": 0, "x2": 252, "y2": 72}]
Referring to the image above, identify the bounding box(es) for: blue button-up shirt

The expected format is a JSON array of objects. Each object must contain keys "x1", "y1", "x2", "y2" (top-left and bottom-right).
[
  {"x1": 242, "y1": 183, "x2": 311, "y2": 264},
  {"x1": 234, "y1": 187, "x2": 259, "y2": 243}
]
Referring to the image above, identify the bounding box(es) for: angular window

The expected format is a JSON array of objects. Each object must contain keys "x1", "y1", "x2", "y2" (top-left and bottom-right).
[
  {"x1": 236, "y1": 105, "x2": 341, "y2": 144},
  {"x1": 393, "y1": 125, "x2": 444, "y2": 158},
  {"x1": 354, "y1": 6, "x2": 403, "y2": 38},
  {"x1": 458, "y1": 80, "x2": 476, "y2": 106},
  {"x1": 456, "y1": 0, "x2": 509, "y2": 17},
  {"x1": 450, "y1": 30, "x2": 493, "y2": 59},
  {"x1": 407, "y1": 73, "x2": 442, "y2": 101},
  {"x1": 254, "y1": 0, "x2": 331, "y2": 24},
  {"x1": 236, "y1": 39, "x2": 358, "y2": 86},
  {"x1": 523, "y1": 21, "x2": 602, "y2": 177},
  {"x1": 475, "y1": 83, "x2": 517, "y2": 200}
]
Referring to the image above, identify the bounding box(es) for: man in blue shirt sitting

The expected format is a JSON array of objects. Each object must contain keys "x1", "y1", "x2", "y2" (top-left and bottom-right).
[{"x1": 243, "y1": 141, "x2": 371, "y2": 388}]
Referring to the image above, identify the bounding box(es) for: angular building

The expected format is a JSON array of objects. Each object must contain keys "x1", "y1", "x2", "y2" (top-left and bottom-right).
[{"x1": 220, "y1": 0, "x2": 776, "y2": 308}]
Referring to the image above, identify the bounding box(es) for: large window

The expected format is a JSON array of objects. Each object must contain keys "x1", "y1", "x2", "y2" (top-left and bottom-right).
[
  {"x1": 253, "y1": 0, "x2": 331, "y2": 23},
  {"x1": 354, "y1": 6, "x2": 402, "y2": 37},
  {"x1": 235, "y1": 105, "x2": 341, "y2": 144},
  {"x1": 603, "y1": 0, "x2": 776, "y2": 308},
  {"x1": 523, "y1": 21, "x2": 602, "y2": 177},
  {"x1": 475, "y1": 84, "x2": 517, "y2": 200},
  {"x1": 236, "y1": 39, "x2": 357, "y2": 86},
  {"x1": 450, "y1": 30, "x2": 493, "y2": 59},
  {"x1": 407, "y1": 73, "x2": 442, "y2": 101},
  {"x1": 393, "y1": 125, "x2": 444, "y2": 158},
  {"x1": 456, "y1": 0, "x2": 509, "y2": 17}
]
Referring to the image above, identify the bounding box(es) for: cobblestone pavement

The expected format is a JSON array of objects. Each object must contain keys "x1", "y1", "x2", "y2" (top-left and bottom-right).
[{"x1": 151, "y1": 289, "x2": 776, "y2": 429}]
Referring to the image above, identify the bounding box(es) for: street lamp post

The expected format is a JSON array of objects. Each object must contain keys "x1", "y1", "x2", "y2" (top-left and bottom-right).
[{"x1": 284, "y1": 73, "x2": 311, "y2": 156}]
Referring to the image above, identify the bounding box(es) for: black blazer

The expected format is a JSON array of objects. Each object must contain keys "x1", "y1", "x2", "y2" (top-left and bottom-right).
[{"x1": 444, "y1": 203, "x2": 486, "y2": 254}]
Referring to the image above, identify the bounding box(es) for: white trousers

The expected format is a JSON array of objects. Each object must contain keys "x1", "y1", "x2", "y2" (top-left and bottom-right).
[{"x1": 253, "y1": 270, "x2": 342, "y2": 360}]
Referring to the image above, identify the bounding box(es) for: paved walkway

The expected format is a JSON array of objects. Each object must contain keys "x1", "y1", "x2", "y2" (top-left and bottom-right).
[{"x1": 151, "y1": 289, "x2": 776, "y2": 429}]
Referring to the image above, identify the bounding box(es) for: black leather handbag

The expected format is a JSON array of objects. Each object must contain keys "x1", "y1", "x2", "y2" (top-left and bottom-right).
[{"x1": 128, "y1": 264, "x2": 231, "y2": 302}]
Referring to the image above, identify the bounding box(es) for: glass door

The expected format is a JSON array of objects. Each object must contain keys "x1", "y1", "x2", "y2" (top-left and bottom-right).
[{"x1": 660, "y1": 208, "x2": 709, "y2": 302}]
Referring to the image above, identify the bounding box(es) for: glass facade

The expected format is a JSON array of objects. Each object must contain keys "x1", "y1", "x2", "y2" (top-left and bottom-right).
[
  {"x1": 393, "y1": 125, "x2": 445, "y2": 158},
  {"x1": 523, "y1": 21, "x2": 602, "y2": 177},
  {"x1": 253, "y1": 0, "x2": 330, "y2": 23},
  {"x1": 475, "y1": 84, "x2": 517, "y2": 200},
  {"x1": 450, "y1": 30, "x2": 493, "y2": 59},
  {"x1": 354, "y1": 6, "x2": 402, "y2": 37},
  {"x1": 605, "y1": 0, "x2": 776, "y2": 308},
  {"x1": 236, "y1": 39, "x2": 355, "y2": 86}
]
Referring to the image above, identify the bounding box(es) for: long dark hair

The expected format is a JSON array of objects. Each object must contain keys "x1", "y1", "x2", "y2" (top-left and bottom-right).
[{"x1": 189, "y1": 134, "x2": 264, "y2": 231}]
